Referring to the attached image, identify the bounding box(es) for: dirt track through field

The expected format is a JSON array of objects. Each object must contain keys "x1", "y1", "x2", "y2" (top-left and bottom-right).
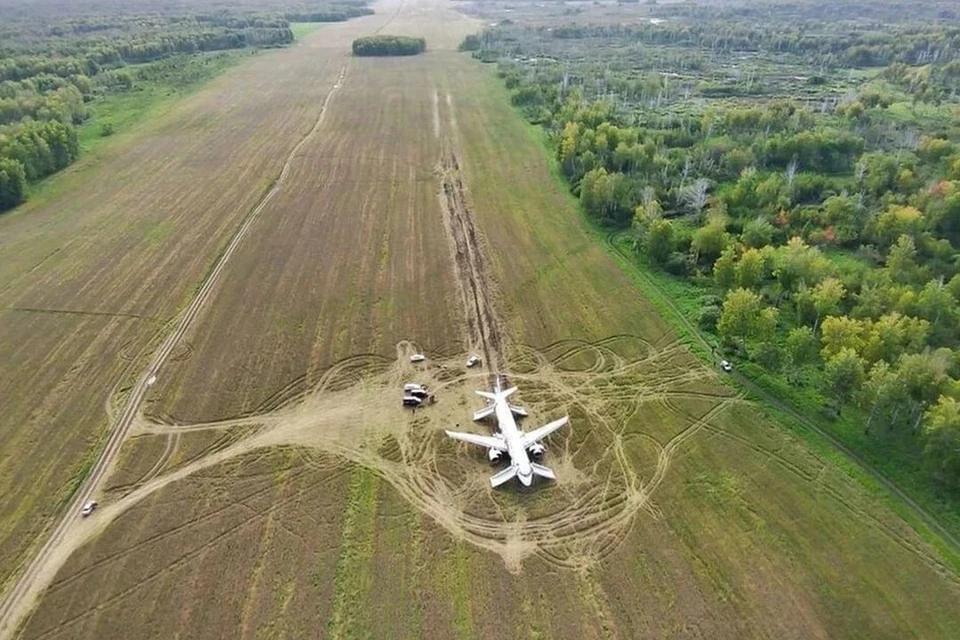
[
  {"x1": 437, "y1": 140, "x2": 506, "y2": 376},
  {"x1": 17, "y1": 336, "x2": 744, "y2": 589},
  {"x1": 0, "y1": 65, "x2": 349, "y2": 640}
]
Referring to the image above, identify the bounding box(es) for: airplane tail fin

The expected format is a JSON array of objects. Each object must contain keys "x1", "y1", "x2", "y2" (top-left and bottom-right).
[
  {"x1": 531, "y1": 463, "x2": 556, "y2": 481},
  {"x1": 489, "y1": 465, "x2": 518, "y2": 488}
]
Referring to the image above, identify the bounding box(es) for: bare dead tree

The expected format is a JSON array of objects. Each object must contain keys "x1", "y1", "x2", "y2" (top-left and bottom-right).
[
  {"x1": 681, "y1": 178, "x2": 710, "y2": 215},
  {"x1": 785, "y1": 157, "x2": 798, "y2": 190}
]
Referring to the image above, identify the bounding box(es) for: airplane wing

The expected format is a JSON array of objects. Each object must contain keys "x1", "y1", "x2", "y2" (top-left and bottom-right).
[
  {"x1": 472, "y1": 404, "x2": 496, "y2": 421},
  {"x1": 489, "y1": 465, "x2": 518, "y2": 487},
  {"x1": 445, "y1": 430, "x2": 507, "y2": 451},
  {"x1": 520, "y1": 416, "x2": 568, "y2": 447}
]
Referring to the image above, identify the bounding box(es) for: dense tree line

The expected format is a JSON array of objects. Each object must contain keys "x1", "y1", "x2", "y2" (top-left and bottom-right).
[
  {"x1": 0, "y1": 119, "x2": 78, "y2": 207},
  {"x1": 547, "y1": 22, "x2": 959, "y2": 68},
  {"x1": 352, "y1": 35, "x2": 426, "y2": 57},
  {"x1": 284, "y1": 2, "x2": 374, "y2": 23},
  {"x1": 472, "y1": 3, "x2": 960, "y2": 495}
]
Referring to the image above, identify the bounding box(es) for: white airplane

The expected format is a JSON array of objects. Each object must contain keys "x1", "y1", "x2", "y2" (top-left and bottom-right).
[{"x1": 445, "y1": 378, "x2": 568, "y2": 487}]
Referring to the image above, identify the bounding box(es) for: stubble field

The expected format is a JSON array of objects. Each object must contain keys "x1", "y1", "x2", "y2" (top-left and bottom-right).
[
  {"x1": 0, "y1": 27, "x2": 348, "y2": 594},
  {"x1": 3, "y1": 0, "x2": 960, "y2": 638}
]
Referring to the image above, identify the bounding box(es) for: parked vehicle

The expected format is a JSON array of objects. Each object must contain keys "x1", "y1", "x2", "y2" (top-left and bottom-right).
[{"x1": 81, "y1": 500, "x2": 98, "y2": 517}]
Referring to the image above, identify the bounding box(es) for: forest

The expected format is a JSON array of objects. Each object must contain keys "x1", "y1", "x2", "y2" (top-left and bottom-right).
[
  {"x1": 0, "y1": 0, "x2": 372, "y2": 213},
  {"x1": 470, "y1": 0, "x2": 960, "y2": 510},
  {"x1": 352, "y1": 35, "x2": 427, "y2": 57}
]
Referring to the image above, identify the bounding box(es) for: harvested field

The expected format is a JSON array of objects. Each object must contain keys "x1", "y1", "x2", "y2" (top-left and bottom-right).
[
  {"x1": 0, "y1": 28, "x2": 348, "y2": 594},
  {"x1": 2, "y1": 0, "x2": 960, "y2": 638},
  {"x1": 148, "y1": 54, "x2": 467, "y2": 425}
]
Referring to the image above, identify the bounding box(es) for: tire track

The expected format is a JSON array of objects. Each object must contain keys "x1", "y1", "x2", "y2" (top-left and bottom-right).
[
  {"x1": 0, "y1": 65, "x2": 350, "y2": 640},
  {"x1": 437, "y1": 148, "x2": 506, "y2": 377}
]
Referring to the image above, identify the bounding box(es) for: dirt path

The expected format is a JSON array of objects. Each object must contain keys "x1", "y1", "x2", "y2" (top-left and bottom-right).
[
  {"x1": 436, "y1": 93, "x2": 507, "y2": 379},
  {"x1": 4, "y1": 336, "x2": 740, "y2": 587},
  {"x1": 0, "y1": 66, "x2": 350, "y2": 640}
]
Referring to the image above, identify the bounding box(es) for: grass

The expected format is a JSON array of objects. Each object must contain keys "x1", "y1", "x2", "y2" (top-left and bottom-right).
[
  {"x1": 326, "y1": 466, "x2": 379, "y2": 639},
  {"x1": 76, "y1": 51, "x2": 251, "y2": 153},
  {"x1": 290, "y1": 22, "x2": 328, "y2": 40},
  {"x1": 24, "y1": 50, "x2": 251, "y2": 204},
  {"x1": 601, "y1": 231, "x2": 960, "y2": 573}
]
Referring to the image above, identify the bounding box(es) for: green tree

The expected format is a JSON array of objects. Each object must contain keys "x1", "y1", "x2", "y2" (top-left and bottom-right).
[
  {"x1": 859, "y1": 361, "x2": 909, "y2": 434},
  {"x1": 0, "y1": 158, "x2": 27, "y2": 211},
  {"x1": 886, "y1": 234, "x2": 922, "y2": 284},
  {"x1": 741, "y1": 216, "x2": 774, "y2": 248},
  {"x1": 692, "y1": 215, "x2": 730, "y2": 264},
  {"x1": 713, "y1": 246, "x2": 737, "y2": 290},
  {"x1": 774, "y1": 237, "x2": 829, "y2": 295},
  {"x1": 785, "y1": 326, "x2": 818, "y2": 365},
  {"x1": 923, "y1": 396, "x2": 960, "y2": 489},
  {"x1": 824, "y1": 347, "x2": 867, "y2": 402},
  {"x1": 915, "y1": 279, "x2": 958, "y2": 344},
  {"x1": 810, "y1": 277, "x2": 846, "y2": 331},
  {"x1": 861, "y1": 313, "x2": 929, "y2": 364},
  {"x1": 821, "y1": 194, "x2": 861, "y2": 244},
  {"x1": 735, "y1": 247, "x2": 769, "y2": 289},
  {"x1": 820, "y1": 315, "x2": 866, "y2": 360},
  {"x1": 718, "y1": 288, "x2": 777, "y2": 353},
  {"x1": 871, "y1": 205, "x2": 925, "y2": 247},
  {"x1": 644, "y1": 218, "x2": 673, "y2": 265}
]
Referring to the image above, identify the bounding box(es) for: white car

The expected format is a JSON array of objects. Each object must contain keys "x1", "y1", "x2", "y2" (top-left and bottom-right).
[
  {"x1": 81, "y1": 500, "x2": 98, "y2": 517},
  {"x1": 466, "y1": 355, "x2": 481, "y2": 368},
  {"x1": 410, "y1": 354, "x2": 426, "y2": 363},
  {"x1": 720, "y1": 360, "x2": 733, "y2": 372}
]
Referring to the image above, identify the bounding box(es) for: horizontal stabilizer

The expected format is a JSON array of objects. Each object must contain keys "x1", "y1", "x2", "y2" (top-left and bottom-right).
[
  {"x1": 509, "y1": 405, "x2": 528, "y2": 417},
  {"x1": 475, "y1": 387, "x2": 517, "y2": 402},
  {"x1": 521, "y1": 416, "x2": 569, "y2": 448},
  {"x1": 445, "y1": 430, "x2": 507, "y2": 451},
  {"x1": 472, "y1": 404, "x2": 496, "y2": 421},
  {"x1": 531, "y1": 463, "x2": 556, "y2": 480},
  {"x1": 490, "y1": 465, "x2": 519, "y2": 488}
]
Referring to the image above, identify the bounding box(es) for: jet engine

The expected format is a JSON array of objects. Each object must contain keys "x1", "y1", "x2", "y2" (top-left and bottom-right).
[
  {"x1": 488, "y1": 448, "x2": 503, "y2": 463},
  {"x1": 528, "y1": 443, "x2": 545, "y2": 457}
]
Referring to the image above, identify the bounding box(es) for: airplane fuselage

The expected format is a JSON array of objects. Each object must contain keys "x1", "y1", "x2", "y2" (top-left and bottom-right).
[
  {"x1": 445, "y1": 379, "x2": 567, "y2": 488},
  {"x1": 494, "y1": 396, "x2": 534, "y2": 485}
]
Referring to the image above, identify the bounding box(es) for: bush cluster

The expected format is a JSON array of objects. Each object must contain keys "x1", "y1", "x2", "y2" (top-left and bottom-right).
[{"x1": 352, "y1": 35, "x2": 426, "y2": 57}]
